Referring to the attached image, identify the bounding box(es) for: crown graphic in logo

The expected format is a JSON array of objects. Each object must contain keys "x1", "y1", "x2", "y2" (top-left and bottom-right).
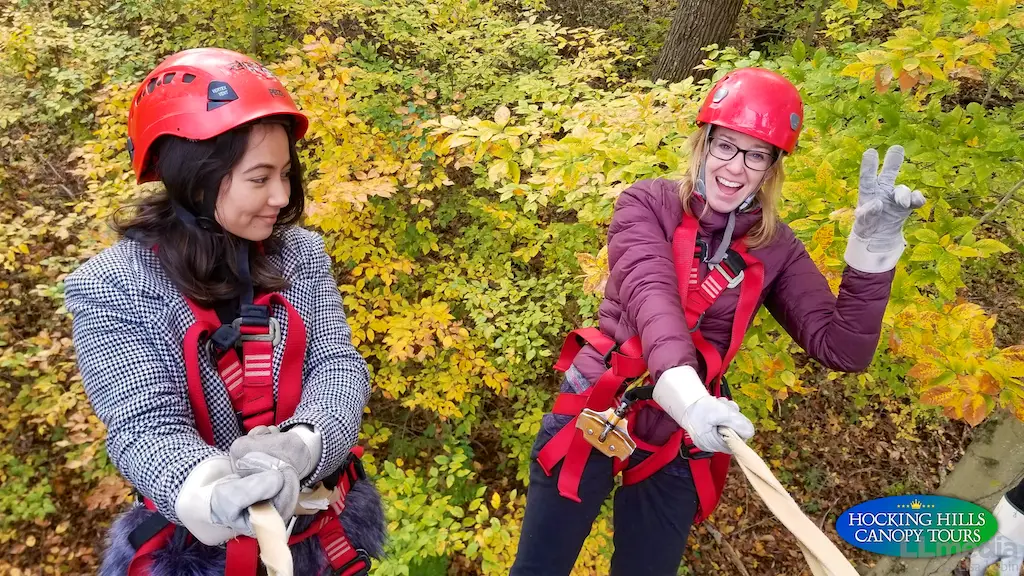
[{"x1": 910, "y1": 499, "x2": 923, "y2": 510}]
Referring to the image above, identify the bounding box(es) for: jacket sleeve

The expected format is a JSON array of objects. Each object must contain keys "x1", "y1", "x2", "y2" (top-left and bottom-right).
[
  {"x1": 764, "y1": 229, "x2": 896, "y2": 372},
  {"x1": 65, "y1": 268, "x2": 222, "y2": 525},
  {"x1": 279, "y1": 232, "x2": 371, "y2": 485},
  {"x1": 608, "y1": 180, "x2": 699, "y2": 382}
]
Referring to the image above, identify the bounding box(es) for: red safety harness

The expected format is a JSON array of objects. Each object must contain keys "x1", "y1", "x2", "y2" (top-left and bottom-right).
[
  {"x1": 537, "y1": 211, "x2": 764, "y2": 523},
  {"x1": 126, "y1": 292, "x2": 371, "y2": 576}
]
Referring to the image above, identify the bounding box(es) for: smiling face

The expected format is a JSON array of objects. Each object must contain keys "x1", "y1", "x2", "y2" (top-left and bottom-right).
[
  {"x1": 703, "y1": 126, "x2": 777, "y2": 214},
  {"x1": 214, "y1": 122, "x2": 293, "y2": 241}
]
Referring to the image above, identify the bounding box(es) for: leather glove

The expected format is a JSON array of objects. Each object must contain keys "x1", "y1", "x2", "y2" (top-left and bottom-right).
[
  {"x1": 652, "y1": 365, "x2": 755, "y2": 454},
  {"x1": 845, "y1": 145, "x2": 927, "y2": 273},
  {"x1": 969, "y1": 496, "x2": 1024, "y2": 576},
  {"x1": 175, "y1": 453, "x2": 300, "y2": 546},
  {"x1": 210, "y1": 458, "x2": 300, "y2": 537},
  {"x1": 229, "y1": 424, "x2": 320, "y2": 480}
]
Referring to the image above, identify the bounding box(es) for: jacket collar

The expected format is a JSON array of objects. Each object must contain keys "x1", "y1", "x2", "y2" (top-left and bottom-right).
[{"x1": 688, "y1": 194, "x2": 762, "y2": 239}]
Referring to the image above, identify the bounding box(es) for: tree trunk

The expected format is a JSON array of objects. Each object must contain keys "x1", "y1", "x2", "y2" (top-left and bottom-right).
[{"x1": 652, "y1": 0, "x2": 744, "y2": 83}]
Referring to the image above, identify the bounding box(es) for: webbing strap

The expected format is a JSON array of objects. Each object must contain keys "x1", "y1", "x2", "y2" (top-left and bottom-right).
[{"x1": 182, "y1": 293, "x2": 307, "y2": 443}]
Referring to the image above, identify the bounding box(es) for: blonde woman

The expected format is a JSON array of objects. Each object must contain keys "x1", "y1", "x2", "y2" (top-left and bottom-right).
[{"x1": 511, "y1": 67, "x2": 925, "y2": 575}]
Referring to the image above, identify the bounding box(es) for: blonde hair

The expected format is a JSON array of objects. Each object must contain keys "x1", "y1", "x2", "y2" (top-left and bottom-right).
[{"x1": 676, "y1": 123, "x2": 786, "y2": 249}]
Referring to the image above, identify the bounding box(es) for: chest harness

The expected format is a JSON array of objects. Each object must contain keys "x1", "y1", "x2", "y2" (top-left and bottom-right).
[{"x1": 536, "y1": 210, "x2": 764, "y2": 523}]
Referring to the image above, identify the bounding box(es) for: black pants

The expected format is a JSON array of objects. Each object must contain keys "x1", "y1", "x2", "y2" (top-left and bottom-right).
[{"x1": 510, "y1": 429, "x2": 700, "y2": 576}]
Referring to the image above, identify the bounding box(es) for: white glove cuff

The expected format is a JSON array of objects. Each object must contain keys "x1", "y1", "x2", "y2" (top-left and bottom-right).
[
  {"x1": 287, "y1": 424, "x2": 323, "y2": 478},
  {"x1": 174, "y1": 455, "x2": 236, "y2": 546},
  {"x1": 844, "y1": 231, "x2": 905, "y2": 274},
  {"x1": 653, "y1": 365, "x2": 709, "y2": 424},
  {"x1": 994, "y1": 496, "x2": 1024, "y2": 546}
]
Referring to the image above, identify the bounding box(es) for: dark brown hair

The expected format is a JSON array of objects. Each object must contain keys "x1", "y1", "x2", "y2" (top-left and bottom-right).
[{"x1": 113, "y1": 116, "x2": 305, "y2": 308}]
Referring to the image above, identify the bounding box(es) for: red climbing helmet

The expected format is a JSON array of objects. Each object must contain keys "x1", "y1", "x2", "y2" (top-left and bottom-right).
[
  {"x1": 696, "y1": 67, "x2": 804, "y2": 154},
  {"x1": 126, "y1": 47, "x2": 309, "y2": 183}
]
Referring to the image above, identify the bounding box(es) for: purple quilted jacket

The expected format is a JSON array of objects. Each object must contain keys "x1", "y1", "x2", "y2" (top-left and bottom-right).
[{"x1": 567, "y1": 178, "x2": 896, "y2": 445}]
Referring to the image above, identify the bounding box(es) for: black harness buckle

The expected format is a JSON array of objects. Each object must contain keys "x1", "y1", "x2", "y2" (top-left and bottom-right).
[{"x1": 335, "y1": 550, "x2": 372, "y2": 576}]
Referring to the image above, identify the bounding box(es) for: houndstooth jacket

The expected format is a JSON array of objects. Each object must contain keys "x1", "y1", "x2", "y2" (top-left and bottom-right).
[{"x1": 64, "y1": 226, "x2": 371, "y2": 526}]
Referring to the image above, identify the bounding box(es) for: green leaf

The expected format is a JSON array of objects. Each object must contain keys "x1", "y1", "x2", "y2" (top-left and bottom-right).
[
  {"x1": 911, "y1": 243, "x2": 945, "y2": 261},
  {"x1": 949, "y1": 217, "x2": 977, "y2": 237},
  {"x1": 792, "y1": 39, "x2": 807, "y2": 62},
  {"x1": 974, "y1": 238, "x2": 1011, "y2": 257},
  {"x1": 937, "y1": 252, "x2": 961, "y2": 281},
  {"x1": 913, "y1": 228, "x2": 940, "y2": 243}
]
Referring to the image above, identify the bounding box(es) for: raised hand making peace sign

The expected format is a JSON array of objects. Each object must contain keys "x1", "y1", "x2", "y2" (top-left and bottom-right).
[{"x1": 845, "y1": 145, "x2": 927, "y2": 273}]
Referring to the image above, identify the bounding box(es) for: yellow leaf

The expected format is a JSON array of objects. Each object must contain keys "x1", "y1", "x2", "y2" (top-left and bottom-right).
[
  {"x1": 882, "y1": 0, "x2": 898, "y2": 8},
  {"x1": 439, "y1": 115, "x2": 462, "y2": 130},
  {"x1": 992, "y1": 345, "x2": 1024, "y2": 377},
  {"x1": 26, "y1": 535, "x2": 36, "y2": 547},
  {"x1": 920, "y1": 385, "x2": 955, "y2": 406},
  {"x1": 840, "y1": 62, "x2": 870, "y2": 78},
  {"x1": 970, "y1": 318, "x2": 995, "y2": 350},
  {"x1": 1013, "y1": 396, "x2": 1024, "y2": 422},
  {"x1": 490, "y1": 492, "x2": 501, "y2": 510},
  {"x1": 494, "y1": 106, "x2": 511, "y2": 126},
  {"x1": 842, "y1": 0, "x2": 858, "y2": 11},
  {"x1": 857, "y1": 50, "x2": 889, "y2": 66},
  {"x1": 812, "y1": 223, "x2": 835, "y2": 250}
]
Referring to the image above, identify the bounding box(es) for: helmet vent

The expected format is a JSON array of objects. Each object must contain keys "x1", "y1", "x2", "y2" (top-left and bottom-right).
[
  {"x1": 182, "y1": 73, "x2": 196, "y2": 84},
  {"x1": 162, "y1": 73, "x2": 175, "y2": 84}
]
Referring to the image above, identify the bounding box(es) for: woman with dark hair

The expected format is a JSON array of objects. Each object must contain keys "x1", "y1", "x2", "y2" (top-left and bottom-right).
[{"x1": 64, "y1": 48, "x2": 386, "y2": 576}]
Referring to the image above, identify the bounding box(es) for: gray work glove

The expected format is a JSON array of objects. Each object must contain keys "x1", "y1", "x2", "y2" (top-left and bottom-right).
[
  {"x1": 969, "y1": 496, "x2": 1024, "y2": 576},
  {"x1": 209, "y1": 453, "x2": 301, "y2": 537},
  {"x1": 230, "y1": 425, "x2": 318, "y2": 480},
  {"x1": 653, "y1": 365, "x2": 755, "y2": 454},
  {"x1": 844, "y1": 145, "x2": 927, "y2": 273}
]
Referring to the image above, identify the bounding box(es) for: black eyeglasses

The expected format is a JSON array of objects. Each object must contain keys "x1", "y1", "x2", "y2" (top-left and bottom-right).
[{"x1": 708, "y1": 138, "x2": 776, "y2": 171}]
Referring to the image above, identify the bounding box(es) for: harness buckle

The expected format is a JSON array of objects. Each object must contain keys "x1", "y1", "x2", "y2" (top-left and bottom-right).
[
  {"x1": 231, "y1": 317, "x2": 282, "y2": 346},
  {"x1": 710, "y1": 262, "x2": 745, "y2": 289},
  {"x1": 695, "y1": 238, "x2": 708, "y2": 262},
  {"x1": 335, "y1": 549, "x2": 372, "y2": 576}
]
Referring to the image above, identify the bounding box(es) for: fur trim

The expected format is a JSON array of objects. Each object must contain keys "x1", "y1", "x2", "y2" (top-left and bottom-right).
[{"x1": 100, "y1": 479, "x2": 387, "y2": 575}]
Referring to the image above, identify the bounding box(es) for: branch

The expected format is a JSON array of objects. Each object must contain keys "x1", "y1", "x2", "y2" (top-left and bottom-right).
[
  {"x1": 983, "y1": 44, "x2": 1024, "y2": 108},
  {"x1": 705, "y1": 521, "x2": 752, "y2": 576},
  {"x1": 976, "y1": 176, "x2": 1024, "y2": 229}
]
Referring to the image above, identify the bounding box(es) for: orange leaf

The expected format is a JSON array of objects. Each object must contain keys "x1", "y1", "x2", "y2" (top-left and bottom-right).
[
  {"x1": 898, "y1": 70, "x2": 918, "y2": 92},
  {"x1": 978, "y1": 373, "x2": 1000, "y2": 395},
  {"x1": 962, "y1": 394, "x2": 989, "y2": 426},
  {"x1": 907, "y1": 361, "x2": 943, "y2": 382},
  {"x1": 920, "y1": 385, "x2": 955, "y2": 406},
  {"x1": 874, "y1": 66, "x2": 892, "y2": 93}
]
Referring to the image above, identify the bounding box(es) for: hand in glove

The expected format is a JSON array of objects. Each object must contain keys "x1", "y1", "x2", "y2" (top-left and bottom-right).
[
  {"x1": 175, "y1": 453, "x2": 301, "y2": 546},
  {"x1": 229, "y1": 424, "x2": 321, "y2": 481},
  {"x1": 211, "y1": 453, "x2": 301, "y2": 535},
  {"x1": 845, "y1": 145, "x2": 927, "y2": 274},
  {"x1": 969, "y1": 496, "x2": 1024, "y2": 576},
  {"x1": 652, "y1": 365, "x2": 755, "y2": 454}
]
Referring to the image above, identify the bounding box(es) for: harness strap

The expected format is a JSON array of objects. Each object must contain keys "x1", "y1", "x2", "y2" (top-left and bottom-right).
[{"x1": 183, "y1": 292, "x2": 307, "y2": 441}]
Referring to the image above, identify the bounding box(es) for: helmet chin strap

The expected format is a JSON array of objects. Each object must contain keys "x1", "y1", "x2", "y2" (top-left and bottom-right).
[{"x1": 169, "y1": 199, "x2": 256, "y2": 312}]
